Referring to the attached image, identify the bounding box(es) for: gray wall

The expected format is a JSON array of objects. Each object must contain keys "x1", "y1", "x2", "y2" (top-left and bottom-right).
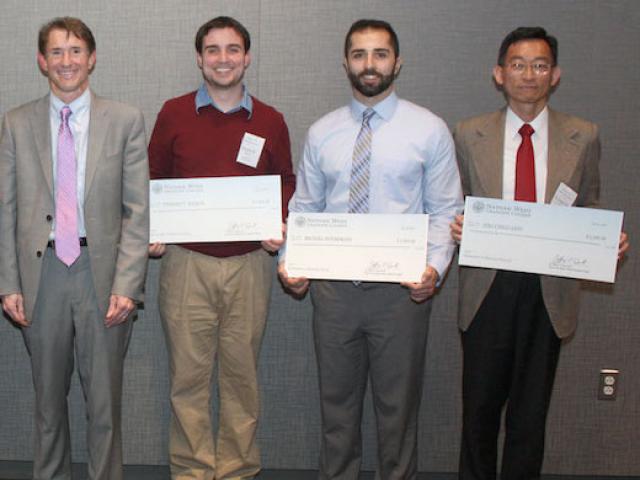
[{"x1": 1, "y1": 0, "x2": 638, "y2": 475}]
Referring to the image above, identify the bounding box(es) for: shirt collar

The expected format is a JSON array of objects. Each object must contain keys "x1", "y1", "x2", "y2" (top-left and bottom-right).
[
  {"x1": 195, "y1": 83, "x2": 253, "y2": 118},
  {"x1": 50, "y1": 88, "x2": 91, "y2": 119},
  {"x1": 350, "y1": 90, "x2": 398, "y2": 123},
  {"x1": 506, "y1": 105, "x2": 548, "y2": 140}
]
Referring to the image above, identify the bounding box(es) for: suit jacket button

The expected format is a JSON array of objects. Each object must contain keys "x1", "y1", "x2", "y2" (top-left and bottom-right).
[
  {"x1": 36, "y1": 251, "x2": 42, "y2": 258},
  {"x1": 46, "y1": 214, "x2": 53, "y2": 222}
]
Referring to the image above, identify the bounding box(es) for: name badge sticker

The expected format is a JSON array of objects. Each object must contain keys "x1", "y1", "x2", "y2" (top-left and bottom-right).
[
  {"x1": 236, "y1": 132, "x2": 266, "y2": 168},
  {"x1": 550, "y1": 182, "x2": 578, "y2": 207}
]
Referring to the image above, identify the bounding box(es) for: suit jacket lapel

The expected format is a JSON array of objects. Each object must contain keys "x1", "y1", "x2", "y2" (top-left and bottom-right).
[
  {"x1": 31, "y1": 95, "x2": 54, "y2": 196},
  {"x1": 471, "y1": 109, "x2": 505, "y2": 199},
  {"x1": 545, "y1": 109, "x2": 580, "y2": 203},
  {"x1": 85, "y1": 93, "x2": 110, "y2": 200}
]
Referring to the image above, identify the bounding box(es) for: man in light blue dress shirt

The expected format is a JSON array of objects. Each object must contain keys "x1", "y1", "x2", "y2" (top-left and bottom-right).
[{"x1": 279, "y1": 19, "x2": 463, "y2": 480}]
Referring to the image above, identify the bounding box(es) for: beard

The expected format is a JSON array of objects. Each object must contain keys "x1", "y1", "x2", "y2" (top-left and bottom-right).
[{"x1": 348, "y1": 67, "x2": 396, "y2": 97}]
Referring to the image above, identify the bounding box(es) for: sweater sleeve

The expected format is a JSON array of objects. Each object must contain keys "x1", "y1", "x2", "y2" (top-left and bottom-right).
[{"x1": 148, "y1": 101, "x2": 175, "y2": 180}]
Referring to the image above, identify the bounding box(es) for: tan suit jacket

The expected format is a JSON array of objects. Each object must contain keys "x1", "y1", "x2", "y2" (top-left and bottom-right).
[
  {"x1": 0, "y1": 92, "x2": 149, "y2": 320},
  {"x1": 454, "y1": 108, "x2": 600, "y2": 338}
]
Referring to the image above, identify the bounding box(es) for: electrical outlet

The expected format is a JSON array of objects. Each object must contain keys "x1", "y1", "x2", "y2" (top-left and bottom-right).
[{"x1": 598, "y1": 369, "x2": 619, "y2": 400}]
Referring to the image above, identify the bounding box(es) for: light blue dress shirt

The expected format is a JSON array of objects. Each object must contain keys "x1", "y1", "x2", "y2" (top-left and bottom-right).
[
  {"x1": 49, "y1": 88, "x2": 91, "y2": 239},
  {"x1": 289, "y1": 91, "x2": 463, "y2": 278},
  {"x1": 195, "y1": 83, "x2": 253, "y2": 117}
]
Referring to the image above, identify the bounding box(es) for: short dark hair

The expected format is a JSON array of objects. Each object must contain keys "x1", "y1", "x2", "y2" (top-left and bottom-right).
[
  {"x1": 195, "y1": 16, "x2": 251, "y2": 53},
  {"x1": 38, "y1": 17, "x2": 96, "y2": 55},
  {"x1": 344, "y1": 19, "x2": 399, "y2": 58},
  {"x1": 497, "y1": 27, "x2": 558, "y2": 66}
]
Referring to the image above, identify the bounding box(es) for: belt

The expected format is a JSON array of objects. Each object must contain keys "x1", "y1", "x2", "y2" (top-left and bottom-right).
[{"x1": 47, "y1": 237, "x2": 88, "y2": 248}]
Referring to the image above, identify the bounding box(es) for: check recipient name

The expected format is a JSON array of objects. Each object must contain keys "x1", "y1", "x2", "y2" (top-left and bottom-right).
[
  {"x1": 150, "y1": 175, "x2": 282, "y2": 243},
  {"x1": 459, "y1": 196, "x2": 623, "y2": 283},
  {"x1": 285, "y1": 213, "x2": 429, "y2": 283}
]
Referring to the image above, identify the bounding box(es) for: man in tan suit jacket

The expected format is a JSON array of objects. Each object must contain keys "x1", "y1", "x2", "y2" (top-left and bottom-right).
[
  {"x1": 450, "y1": 27, "x2": 628, "y2": 480},
  {"x1": 0, "y1": 17, "x2": 148, "y2": 480}
]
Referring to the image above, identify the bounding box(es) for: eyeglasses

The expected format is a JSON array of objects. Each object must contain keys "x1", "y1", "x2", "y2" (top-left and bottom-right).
[
  {"x1": 507, "y1": 62, "x2": 553, "y2": 75},
  {"x1": 46, "y1": 47, "x2": 88, "y2": 60}
]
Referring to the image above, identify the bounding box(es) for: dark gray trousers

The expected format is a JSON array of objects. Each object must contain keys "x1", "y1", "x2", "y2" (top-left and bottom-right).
[
  {"x1": 22, "y1": 247, "x2": 132, "y2": 480},
  {"x1": 311, "y1": 280, "x2": 432, "y2": 480}
]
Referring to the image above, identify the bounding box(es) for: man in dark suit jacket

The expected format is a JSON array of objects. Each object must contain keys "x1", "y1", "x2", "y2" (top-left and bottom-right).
[
  {"x1": 450, "y1": 27, "x2": 628, "y2": 480},
  {"x1": 0, "y1": 17, "x2": 149, "y2": 480}
]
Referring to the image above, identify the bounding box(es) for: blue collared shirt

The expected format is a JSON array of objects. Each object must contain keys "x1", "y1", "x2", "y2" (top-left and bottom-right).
[
  {"x1": 289, "y1": 91, "x2": 463, "y2": 278},
  {"x1": 49, "y1": 88, "x2": 91, "y2": 239},
  {"x1": 195, "y1": 83, "x2": 253, "y2": 117}
]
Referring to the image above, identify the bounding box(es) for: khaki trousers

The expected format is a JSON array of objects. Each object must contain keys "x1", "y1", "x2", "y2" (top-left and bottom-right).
[{"x1": 159, "y1": 246, "x2": 273, "y2": 480}]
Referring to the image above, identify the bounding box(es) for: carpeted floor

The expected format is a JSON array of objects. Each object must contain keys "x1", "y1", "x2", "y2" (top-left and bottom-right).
[
  {"x1": 0, "y1": 461, "x2": 451, "y2": 480},
  {"x1": 0, "y1": 462, "x2": 638, "y2": 480}
]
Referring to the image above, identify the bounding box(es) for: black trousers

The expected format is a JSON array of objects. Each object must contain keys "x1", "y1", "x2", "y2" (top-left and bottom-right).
[{"x1": 459, "y1": 271, "x2": 561, "y2": 480}]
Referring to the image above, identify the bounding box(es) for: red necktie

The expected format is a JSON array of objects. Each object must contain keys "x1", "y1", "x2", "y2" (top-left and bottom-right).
[{"x1": 515, "y1": 123, "x2": 536, "y2": 202}]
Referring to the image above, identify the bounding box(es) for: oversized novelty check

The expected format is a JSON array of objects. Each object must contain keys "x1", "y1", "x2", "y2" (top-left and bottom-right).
[
  {"x1": 285, "y1": 212, "x2": 429, "y2": 282},
  {"x1": 150, "y1": 175, "x2": 282, "y2": 243},
  {"x1": 459, "y1": 196, "x2": 623, "y2": 283}
]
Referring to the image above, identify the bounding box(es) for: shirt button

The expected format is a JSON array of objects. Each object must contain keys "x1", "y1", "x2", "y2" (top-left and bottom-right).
[
  {"x1": 36, "y1": 251, "x2": 42, "y2": 258},
  {"x1": 46, "y1": 214, "x2": 53, "y2": 222}
]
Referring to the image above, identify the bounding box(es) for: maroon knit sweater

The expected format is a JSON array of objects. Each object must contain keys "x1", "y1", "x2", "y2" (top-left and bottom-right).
[{"x1": 149, "y1": 91, "x2": 295, "y2": 258}]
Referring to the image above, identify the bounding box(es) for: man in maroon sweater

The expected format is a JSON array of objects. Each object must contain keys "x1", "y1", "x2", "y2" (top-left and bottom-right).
[{"x1": 148, "y1": 16, "x2": 295, "y2": 480}]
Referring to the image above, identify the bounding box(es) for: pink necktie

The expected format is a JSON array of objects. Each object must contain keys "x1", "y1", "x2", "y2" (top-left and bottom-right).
[
  {"x1": 515, "y1": 123, "x2": 536, "y2": 202},
  {"x1": 55, "y1": 106, "x2": 80, "y2": 266}
]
